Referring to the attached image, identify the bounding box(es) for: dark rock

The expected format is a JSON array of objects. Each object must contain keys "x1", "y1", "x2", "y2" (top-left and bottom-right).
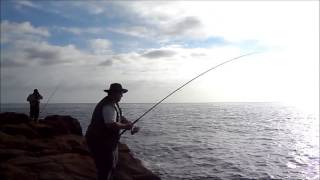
[
  {"x1": 0, "y1": 113, "x2": 95, "y2": 180},
  {"x1": 1, "y1": 123, "x2": 39, "y2": 138},
  {"x1": 0, "y1": 112, "x2": 161, "y2": 180},
  {"x1": 0, "y1": 149, "x2": 29, "y2": 162},
  {"x1": 0, "y1": 112, "x2": 30, "y2": 125},
  {"x1": 115, "y1": 143, "x2": 161, "y2": 180},
  {"x1": 0, "y1": 131, "x2": 29, "y2": 149},
  {"x1": 1, "y1": 154, "x2": 96, "y2": 180},
  {"x1": 44, "y1": 115, "x2": 83, "y2": 136},
  {"x1": 32, "y1": 123, "x2": 56, "y2": 137}
]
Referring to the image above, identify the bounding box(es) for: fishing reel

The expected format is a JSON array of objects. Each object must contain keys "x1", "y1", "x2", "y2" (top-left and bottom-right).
[{"x1": 131, "y1": 126, "x2": 140, "y2": 135}]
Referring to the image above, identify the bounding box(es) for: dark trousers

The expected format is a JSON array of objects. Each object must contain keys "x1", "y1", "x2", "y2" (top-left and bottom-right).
[
  {"x1": 29, "y1": 104, "x2": 39, "y2": 121},
  {"x1": 86, "y1": 138, "x2": 115, "y2": 180}
]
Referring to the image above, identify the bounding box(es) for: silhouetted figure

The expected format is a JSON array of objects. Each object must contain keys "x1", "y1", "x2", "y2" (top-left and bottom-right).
[
  {"x1": 85, "y1": 83, "x2": 139, "y2": 180},
  {"x1": 27, "y1": 89, "x2": 43, "y2": 122}
]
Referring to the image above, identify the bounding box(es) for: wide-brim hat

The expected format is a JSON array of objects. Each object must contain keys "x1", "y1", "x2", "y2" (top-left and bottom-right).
[{"x1": 104, "y1": 83, "x2": 128, "y2": 93}]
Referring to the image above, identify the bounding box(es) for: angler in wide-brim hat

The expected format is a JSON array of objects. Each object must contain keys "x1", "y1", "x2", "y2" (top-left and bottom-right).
[{"x1": 86, "y1": 83, "x2": 139, "y2": 180}]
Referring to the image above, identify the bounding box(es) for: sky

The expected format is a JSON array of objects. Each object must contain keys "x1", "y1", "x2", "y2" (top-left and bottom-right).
[{"x1": 0, "y1": 1, "x2": 319, "y2": 110}]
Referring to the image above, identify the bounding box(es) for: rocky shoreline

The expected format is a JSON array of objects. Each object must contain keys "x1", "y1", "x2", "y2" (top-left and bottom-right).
[{"x1": 0, "y1": 112, "x2": 161, "y2": 180}]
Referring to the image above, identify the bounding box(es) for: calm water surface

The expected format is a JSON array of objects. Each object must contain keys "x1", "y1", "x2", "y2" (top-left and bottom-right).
[{"x1": 1, "y1": 103, "x2": 319, "y2": 180}]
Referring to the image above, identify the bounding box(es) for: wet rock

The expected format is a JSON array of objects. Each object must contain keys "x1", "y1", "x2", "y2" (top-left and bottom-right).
[{"x1": 116, "y1": 143, "x2": 161, "y2": 180}]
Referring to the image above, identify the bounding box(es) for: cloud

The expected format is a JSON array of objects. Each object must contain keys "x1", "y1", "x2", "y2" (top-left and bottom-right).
[
  {"x1": 57, "y1": 25, "x2": 154, "y2": 40},
  {"x1": 1, "y1": 21, "x2": 50, "y2": 44},
  {"x1": 1, "y1": 2, "x2": 317, "y2": 104},
  {"x1": 57, "y1": 26, "x2": 104, "y2": 35},
  {"x1": 99, "y1": 45, "x2": 244, "y2": 84},
  {"x1": 10, "y1": 1, "x2": 316, "y2": 49},
  {"x1": 3, "y1": 41, "x2": 88, "y2": 67},
  {"x1": 99, "y1": 59, "x2": 113, "y2": 66},
  {"x1": 107, "y1": 26, "x2": 154, "y2": 39},
  {"x1": 190, "y1": 52, "x2": 207, "y2": 57},
  {"x1": 14, "y1": 0, "x2": 39, "y2": 9},
  {"x1": 89, "y1": 38, "x2": 113, "y2": 55},
  {"x1": 2, "y1": 41, "x2": 111, "y2": 68},
  {"x1": 80, "y1": 3, "x2": 105, "y2": 15},
  {"x1": 108, "y1": 1, "x2": 317, "y2": 50},
  {"x1": 103, "y1": 16, "x2": 205, "y2": 42},
  {"x1": 142, "y1": 49, "x2": 177, "y2": 59},
  {"x1": 23, "y1": 46, "x2": 60, "y2": 64},
  {"x1": 52, "y1": 2, "x2": 206, "y2": 42},
  {"x1": 111, "y1": 2, "x2": 208, "y2": 41},
  {"x1": 0, "y1": 56, "x2": 28, "y2": 67},
  {"x1": 160, "y1": 16, "x2": 204, "y2": 38},
  {"x1": 66, "y1": 1, "x2": 108, "y2": 15},
  {"x1": 1, "y1": 21, "x2": 115, "y2": 67}
]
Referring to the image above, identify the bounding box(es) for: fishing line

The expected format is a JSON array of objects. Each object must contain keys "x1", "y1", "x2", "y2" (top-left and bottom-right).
[
  {"x1": 120, "y1": 52, "x2": 260, "y2": 136},
  {"x1": 40, "y1": 80, "x2": 63, "y2": 116}
]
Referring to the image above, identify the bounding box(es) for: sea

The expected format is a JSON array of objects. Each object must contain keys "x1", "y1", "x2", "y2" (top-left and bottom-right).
[{"x1": 1, "y1": 102, "x2": 319, "y2": 180}]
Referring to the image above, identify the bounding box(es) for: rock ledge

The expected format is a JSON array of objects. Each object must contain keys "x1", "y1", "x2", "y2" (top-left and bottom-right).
[{"x1": 0, "y1": 112, "x2": 161, "y2": 180}]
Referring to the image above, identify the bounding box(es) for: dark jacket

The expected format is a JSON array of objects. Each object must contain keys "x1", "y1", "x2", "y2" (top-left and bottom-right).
[
  {"x1": 27, "y1": 93, "x2": 43, "y2": 106},
  {"x1": 85, "y1": 97, "x2": 121, "y2": 151}
]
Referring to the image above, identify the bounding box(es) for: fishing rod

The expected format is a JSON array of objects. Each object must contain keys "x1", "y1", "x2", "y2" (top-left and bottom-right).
[
  {"x1": 40, "y1": 81, "x2": 62, "y2": 116},
  {"x1": 120, "y1": 52, "x2": 260, "y2": 136}
]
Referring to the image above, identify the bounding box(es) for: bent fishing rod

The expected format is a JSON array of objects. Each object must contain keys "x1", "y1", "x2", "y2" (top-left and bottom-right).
[{"x1": 120, "y1": 52, "x2": 260, "y2": 136}]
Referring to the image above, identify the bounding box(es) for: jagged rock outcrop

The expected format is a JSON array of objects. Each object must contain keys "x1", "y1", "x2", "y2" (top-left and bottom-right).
[{"x1": 0, "y1": 112, "x2": 161, "y2": 180}]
